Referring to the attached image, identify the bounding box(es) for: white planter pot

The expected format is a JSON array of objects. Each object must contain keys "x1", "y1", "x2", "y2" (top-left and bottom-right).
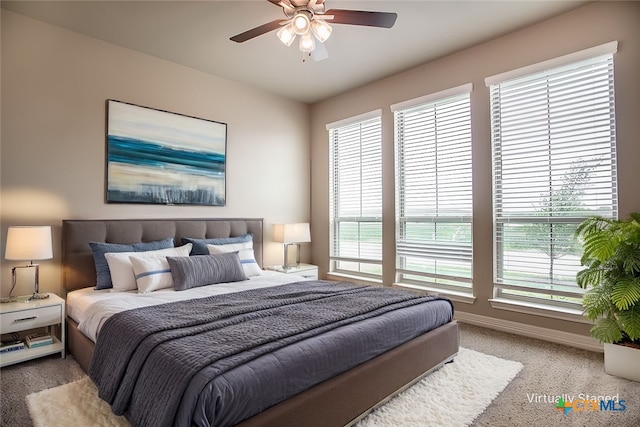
[{"x1": 604, "y1": 343, "x2": 640, "y2": 382}]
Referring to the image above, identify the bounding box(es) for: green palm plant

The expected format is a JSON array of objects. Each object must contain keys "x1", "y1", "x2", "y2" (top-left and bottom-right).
[{"x1": 575, "y1": 213, "x2": 640, "y2": 344}]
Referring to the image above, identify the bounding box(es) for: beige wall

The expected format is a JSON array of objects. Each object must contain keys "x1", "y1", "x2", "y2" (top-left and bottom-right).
[
  {"x1": 310, "y1": 1, "x2": 640, "y2": 336},
  {"x1": 0, "y1": 10, "x2": 311, "y2": 297}
]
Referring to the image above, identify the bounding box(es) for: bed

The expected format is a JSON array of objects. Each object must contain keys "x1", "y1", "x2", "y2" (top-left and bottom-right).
[{"x1": 62, "y1": 218, "x2": 459, "y2": 427}]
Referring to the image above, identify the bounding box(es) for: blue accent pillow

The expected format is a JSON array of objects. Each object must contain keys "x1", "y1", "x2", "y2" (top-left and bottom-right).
[
  {"x1": 89, "y1": 237, "x2": 174, "y2": 290},
  {"x1": 181, "y1": 233, "x2": 253, "y2": 255}
]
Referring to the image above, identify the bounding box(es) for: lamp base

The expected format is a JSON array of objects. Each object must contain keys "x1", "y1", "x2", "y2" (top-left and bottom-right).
[
  {"x1": 29, "y1": 293, "x2": 50, "y2": 301},
  {"x1": 283, "y1": 243, "x2": 302, "y2": 270}
]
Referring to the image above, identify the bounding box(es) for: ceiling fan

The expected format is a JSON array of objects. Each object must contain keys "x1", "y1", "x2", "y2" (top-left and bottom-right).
[{"x1": 230, "y1": 0, "x2": 397, "y2": 61}]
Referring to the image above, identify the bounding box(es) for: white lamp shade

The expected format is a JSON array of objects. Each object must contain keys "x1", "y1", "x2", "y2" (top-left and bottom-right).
[
  {"x1": 5, "y1": 226, "x2": 53, "y2": 261},
  {"x1": 273, "y1": 223, "x2": 311, "y2": 244}
]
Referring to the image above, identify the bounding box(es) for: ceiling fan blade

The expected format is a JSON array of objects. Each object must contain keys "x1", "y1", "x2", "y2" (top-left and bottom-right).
[
  {"x1": 323, "y1": 9, "x2": 397, "y2": 28},
  {"x1": 267, "y1": 0, "x2": 291, "y2": 7},
  {"x1": 230, "y1": 19, "x2": 287, "y2": 43}
]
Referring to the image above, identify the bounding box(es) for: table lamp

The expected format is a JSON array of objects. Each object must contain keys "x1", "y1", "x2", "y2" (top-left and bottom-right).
[
  {"x1": 273, "y1": 223, "x2": 311, "y2": 269},
  {"x1": 5, "y1": 226, "x2": 53, "y2": 301}
]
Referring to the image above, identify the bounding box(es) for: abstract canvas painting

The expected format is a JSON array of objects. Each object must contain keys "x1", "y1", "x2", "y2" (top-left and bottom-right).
[{"x1": 106, "y1": 100, "x2": 227, "y2": 206}]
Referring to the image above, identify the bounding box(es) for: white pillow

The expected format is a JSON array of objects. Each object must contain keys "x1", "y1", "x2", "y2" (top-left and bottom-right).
[
  {"x1": 130, "y1": 256, "x2": 174, "y2": 293},
  {"x1": 207, "y1": 240, "x2": 252, "y2": 252},
  {"x1": 105, "y1": 244, "x2": 192, "y2": 292},
  {"x1": 207, "y1": 242, "x2": 263, "y2": 277}
]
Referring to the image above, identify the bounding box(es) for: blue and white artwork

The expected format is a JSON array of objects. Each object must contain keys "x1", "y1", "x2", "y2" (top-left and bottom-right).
[{"x1": 106, "y1": 100, "x2": 227, "y2": 206}]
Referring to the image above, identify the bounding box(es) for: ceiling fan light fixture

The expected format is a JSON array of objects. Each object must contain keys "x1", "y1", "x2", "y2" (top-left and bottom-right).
[
  {"x1": 230, "y1": 0, "x2": 399, "y2": 62},
  {"x1": 299, "y1": 31, "x2": 316, "y2": 53},
  {"x1": 276, "y1": 23, "x2": 296, "y2": 46},
  {"x1": 311, "y1": 19, "x2": 332, "y2": 43},
  {"x1": 292, "y1": 11, "x2": 311, "y2": 35}
]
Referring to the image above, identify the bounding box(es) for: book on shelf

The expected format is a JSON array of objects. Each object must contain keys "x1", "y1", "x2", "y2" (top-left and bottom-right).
[
  {"x1": 25, "y1": 333, "x2": 53, "y2": 348},
  {"x1": 0, "y1": 340, "x2": 26, "y2": 353}
]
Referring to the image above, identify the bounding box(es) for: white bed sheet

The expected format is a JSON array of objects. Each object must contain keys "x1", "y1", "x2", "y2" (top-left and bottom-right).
[{"x1": 67, "y1": 271, "x2": 309, "y2": 343}]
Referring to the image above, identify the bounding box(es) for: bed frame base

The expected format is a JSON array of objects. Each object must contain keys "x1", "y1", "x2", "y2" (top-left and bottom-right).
[{"x1": 67, "y1": 317, "x2": 94, "y2": 373}]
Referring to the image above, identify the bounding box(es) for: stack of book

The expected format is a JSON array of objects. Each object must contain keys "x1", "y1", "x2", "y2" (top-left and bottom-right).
[
  {"x1": 1, "y1": 339, "x2": 25, "y2": 354},
  {"x1": 25, "y1": 332, "x2": 53, "y2": 348}
]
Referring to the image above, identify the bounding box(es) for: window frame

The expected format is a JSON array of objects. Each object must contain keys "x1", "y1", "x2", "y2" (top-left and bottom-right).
[
  {"x1": 486, "y1": 42, "x2": 619, "y2": 311},
  {"x1": 392, "y1": 84, "x2": 474, "y2": 296},
  {"x1": 327, "y1": 110, "x2": 383, "y2": 280}
]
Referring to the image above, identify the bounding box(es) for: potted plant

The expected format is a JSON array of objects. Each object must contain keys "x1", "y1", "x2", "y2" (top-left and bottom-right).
[{"x1": 575, "y1": 213, "x2": 640, "y2": 382}]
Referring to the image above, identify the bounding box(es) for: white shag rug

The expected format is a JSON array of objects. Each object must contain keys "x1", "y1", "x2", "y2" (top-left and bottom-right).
[
  {"x1": 355, "y1": 347, "x2": 523, "y2": 426},
  {"x1": 26, "y1": 375, "x2": 129, "y2": 427},
  {"x1": 27, "y1": 347, "x2": 522, "y2": 427}
]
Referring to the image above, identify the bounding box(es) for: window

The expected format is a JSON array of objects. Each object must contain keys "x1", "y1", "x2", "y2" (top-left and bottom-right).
[
  {"x1": 487, "y1": 42, "x2": 618, "y2": 308},
  {"x1": 392, "y1": 84, "x2": 473, "y2": 294},
  {"x1": 327, "y1": 111, "x2": 382, "y2": 279}
]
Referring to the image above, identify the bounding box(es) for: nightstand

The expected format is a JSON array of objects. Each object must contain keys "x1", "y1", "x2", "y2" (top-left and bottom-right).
[
  {"x1": 0, "y1": 293, "x2": 65, "y2": 367},
  {"x1": 267, "y1": 263, "x2": 318, "y2": 280}
]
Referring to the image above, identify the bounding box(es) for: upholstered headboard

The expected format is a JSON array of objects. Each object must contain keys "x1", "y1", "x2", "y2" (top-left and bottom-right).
[{"x1": 62, "y1": 218, "x2": 263, "y2": 293}]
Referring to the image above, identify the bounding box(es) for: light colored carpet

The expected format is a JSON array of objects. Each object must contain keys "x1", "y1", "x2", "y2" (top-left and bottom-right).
[
  {"x1": 356, "y1": 347, "x2": 523, "y2": 426},
  {"x1": 26, "y1": 347, "x2": 522, "y2": 427},
  {"x1": 462, "y1": 323, "x2": 640, "y2": 427}
]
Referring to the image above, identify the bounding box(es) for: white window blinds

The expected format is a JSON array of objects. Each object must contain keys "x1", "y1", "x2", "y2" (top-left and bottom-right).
[
  {"x1": 488, "y1": 43, "x2": 618, "y2": 306},
  {"x1": 328, "y1": 112, "x2": 383, "y2": 278},
  {"x1": 393, "y1": 85, "x2": 473, "y2": 293}
]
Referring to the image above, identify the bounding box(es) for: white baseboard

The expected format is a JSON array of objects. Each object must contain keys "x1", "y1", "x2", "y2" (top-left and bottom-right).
[{"x1": 455, "y1": 311, "x2": 603, "y2": 353}]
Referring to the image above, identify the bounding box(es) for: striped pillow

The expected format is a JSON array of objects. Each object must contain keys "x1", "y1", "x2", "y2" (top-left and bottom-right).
[
  {"x1": 130, "y1": 256, "x2": 174, "y2": 293},
  {"x1": 206, "y1": 242, "x2": 263, "y2": 277},
  {"x1": 106, "y1": 244, "x2": 192, "y2": 292},
  {"x1": 167, "y1": 253, "x2": 248, "y2": 291}
]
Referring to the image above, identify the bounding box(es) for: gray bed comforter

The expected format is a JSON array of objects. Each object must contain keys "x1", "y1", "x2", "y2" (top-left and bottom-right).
[{"x1": 89, "y1": 280, "x2": 454, "y2": 427}]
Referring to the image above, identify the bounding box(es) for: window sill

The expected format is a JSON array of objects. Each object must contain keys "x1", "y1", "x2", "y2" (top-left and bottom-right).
[
  {"x1": 326, "y1": 272, "x2": 383, "y2": 287},
  {"x1": 489, "y1": 298, "x2": 591, "y2": 324},
  {"x1": 392, "y1": 283, "x2": 476, "y2": 304}
]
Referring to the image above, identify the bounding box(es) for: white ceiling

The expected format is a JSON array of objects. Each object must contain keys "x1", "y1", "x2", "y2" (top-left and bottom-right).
[{"x1": 2, "y1": 0, "x2": 591, "y2": 104}]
